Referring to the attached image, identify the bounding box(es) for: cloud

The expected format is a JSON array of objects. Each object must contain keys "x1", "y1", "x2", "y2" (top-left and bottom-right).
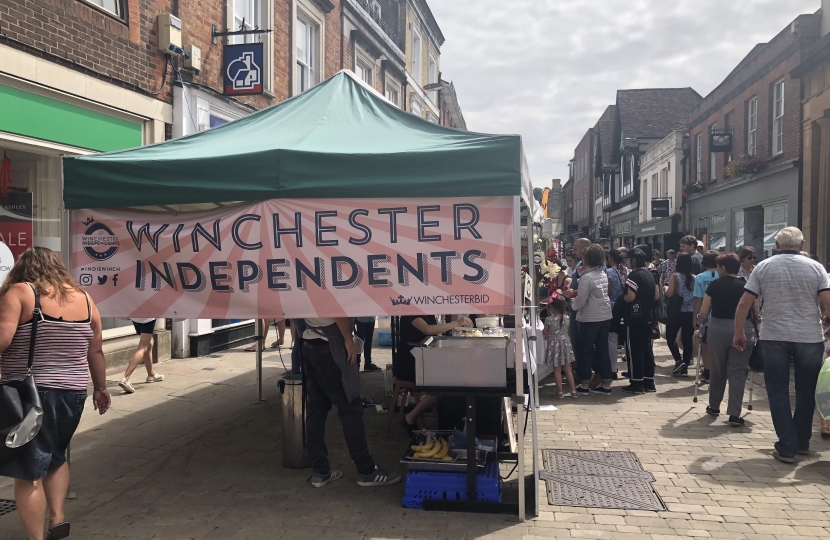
[{"x1": 428, "y1": 0, "x2": 819, "y2": 187}]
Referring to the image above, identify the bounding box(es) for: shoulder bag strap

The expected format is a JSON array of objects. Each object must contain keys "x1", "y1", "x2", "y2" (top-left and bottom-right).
[
  {"x1": 748, "y1": 304, "x2": 760, "y2": 338},
  {"x1": 25, "y1": 283, "x2": 41, "y2": 374}
]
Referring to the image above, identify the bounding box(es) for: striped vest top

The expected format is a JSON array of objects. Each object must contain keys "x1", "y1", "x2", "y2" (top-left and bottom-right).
[{"x1": 0, "y1": 293, "x2": 93, "y2": 391}]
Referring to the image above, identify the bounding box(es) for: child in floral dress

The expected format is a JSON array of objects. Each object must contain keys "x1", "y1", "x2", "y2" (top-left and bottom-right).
[{"x1": 543, "y1": 294, "x2": 578, "y2": 398}]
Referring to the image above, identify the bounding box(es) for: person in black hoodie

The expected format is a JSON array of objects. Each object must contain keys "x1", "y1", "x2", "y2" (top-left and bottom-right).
[{"x1": 621, "y1": 246, "x2": 659, "y2": 394}]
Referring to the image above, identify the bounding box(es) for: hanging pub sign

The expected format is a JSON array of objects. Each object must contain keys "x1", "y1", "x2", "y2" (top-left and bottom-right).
[
  {"x1": 651, "y1": 198, "x2": 670, "y2": 218},
  {"x1": 709, "y1": 130, "x2": 733, "y2": 153},
  {"x1": 567, "y1": 224, "x2": 579, "y2": 233},
  {"x1": 223, "y1": 43, "x2": 264, "y2": 96},
  {"x1": 599, "y1": 227, "x2": 610, "y2": 240}
]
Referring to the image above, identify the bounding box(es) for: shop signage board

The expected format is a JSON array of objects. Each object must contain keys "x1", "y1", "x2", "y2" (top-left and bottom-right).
[
  {"x1": 567, "y1": 224, "x2": 579, "y2": 233},
  {"x1": 71, "y1": 196, "x2": 514, "y2": 318},
  {"x1": 0, "y1": 192, "x2": 33, "y2": 260},
  {"x1": 223, "y1": 43, "x2": 264, "y2": 96},
  {"x1": 651, "y1": 199, "x2": 670, "y2": 218}
]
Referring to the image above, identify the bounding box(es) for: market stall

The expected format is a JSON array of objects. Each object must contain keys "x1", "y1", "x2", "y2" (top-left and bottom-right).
[{"x1": 62, "y1": 71, "x2": 542, "y2": 519}]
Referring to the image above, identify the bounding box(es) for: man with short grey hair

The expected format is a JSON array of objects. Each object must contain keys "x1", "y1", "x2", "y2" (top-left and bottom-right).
[{"x1": 734, "y1": 227, "x2": 830, "y2": 463}]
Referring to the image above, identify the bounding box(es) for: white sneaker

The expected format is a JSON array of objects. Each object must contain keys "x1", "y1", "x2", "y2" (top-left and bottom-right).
[
  {"x1": 118, "y1": 378, "x2": 135, "y2": 394},
  {"x1": 146, "y1": 374, "x2": 165, "y2": 383}
]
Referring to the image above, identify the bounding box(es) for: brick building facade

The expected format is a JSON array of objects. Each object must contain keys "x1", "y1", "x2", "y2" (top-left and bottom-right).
[
  {"x1": 1, "y1": 0, "x2": 462, "y2": 358},
  {"x1": 686, "y1": 13, "x2": 821, "y2": 259}
]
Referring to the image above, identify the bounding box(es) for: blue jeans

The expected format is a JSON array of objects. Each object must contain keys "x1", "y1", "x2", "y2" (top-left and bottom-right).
[
  {"x1": 290, "y1": 319, "x2": 306, "y2": 374},
  {"x1": 762, "y1": 341, "x2": 825, "y2": 457},
  {"x1": 578, "y1": 320, "x2": 612, "y2": 384}
]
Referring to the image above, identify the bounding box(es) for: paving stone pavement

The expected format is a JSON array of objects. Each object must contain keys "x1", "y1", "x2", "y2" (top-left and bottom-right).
[{"x1": 1, "y1": 337, "x2": 828, "y2": 539}]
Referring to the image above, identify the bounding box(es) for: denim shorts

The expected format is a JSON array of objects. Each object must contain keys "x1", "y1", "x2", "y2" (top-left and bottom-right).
[{"x1": 0, "y1": 389, "x2": 86, "y2": 481}]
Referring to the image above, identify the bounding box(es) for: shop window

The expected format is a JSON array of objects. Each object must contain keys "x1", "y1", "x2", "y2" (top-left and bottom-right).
[
  {"x1": 85, "y1": 0, "x2": 124, "y2": 18},
  {"x1": 695, "y1": 214, "x2": 726, "y2": 252},
  {"x1": 733, "y1": 209, "x2": 744, "y2": 251},
  {"x1": 763, "y1": 202, "x2": 787, "y2": 257}
]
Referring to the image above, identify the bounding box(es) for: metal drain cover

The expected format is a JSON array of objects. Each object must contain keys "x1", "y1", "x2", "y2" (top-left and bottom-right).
[
  {"x1": 0, "y1": 499, "x2": 15, "y2": 517},
  {"x1": 542, "y1": 449, "x2": 654, "y2": 481},
  {"x1": 541, "y1": 449, "x2": 665, "y2": 511}
]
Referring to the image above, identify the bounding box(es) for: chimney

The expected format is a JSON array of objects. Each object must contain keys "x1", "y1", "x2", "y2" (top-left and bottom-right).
[{"x1": 823, "y1": 0, "x2": 830, "y2": 37}]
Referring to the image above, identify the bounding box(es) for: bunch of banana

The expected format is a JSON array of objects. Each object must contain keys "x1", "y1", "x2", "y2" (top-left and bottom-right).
[{"x1": 411, "y1": 438, "x2": 452, "y2": 461}]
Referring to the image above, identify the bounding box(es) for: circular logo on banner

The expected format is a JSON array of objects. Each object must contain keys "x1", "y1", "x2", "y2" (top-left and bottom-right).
[
  {"x1": 0, "y1": 243, "x2": 14, "y2": 284},
  {"x1": 82, "y1": 222, "x2": 120, "y2": 261}
]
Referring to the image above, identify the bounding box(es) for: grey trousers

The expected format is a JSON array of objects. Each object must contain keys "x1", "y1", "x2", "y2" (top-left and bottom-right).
[{"x1": 707, "y1": 318, "x2": 754, "y2": 416}]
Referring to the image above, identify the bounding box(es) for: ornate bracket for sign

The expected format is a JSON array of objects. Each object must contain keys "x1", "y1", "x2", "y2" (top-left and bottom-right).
[{"x1": 212, "y1": 21, "x2": 273, "y2": 45}]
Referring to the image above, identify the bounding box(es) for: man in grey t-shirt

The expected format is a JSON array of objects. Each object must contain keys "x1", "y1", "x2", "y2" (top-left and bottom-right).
[{"x1": 734, "y1": 227, "x2": 830, "y2": 463}]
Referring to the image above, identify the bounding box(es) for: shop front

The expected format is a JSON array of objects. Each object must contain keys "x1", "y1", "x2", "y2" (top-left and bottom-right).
[
  {"x1": 609, "y1": 208, "x2": 637, "y2": 249},
  {"x1": 686, "y1": 161, "x2": 798, "y2": 260},
  {"x1": 0, "y1": 46, "x2": 171, "y2": 354},
  {"x1": 634, "y1": 214, "x2": 681, "y2": 256}
]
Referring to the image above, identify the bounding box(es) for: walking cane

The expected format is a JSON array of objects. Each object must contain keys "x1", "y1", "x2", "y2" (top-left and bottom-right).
[
  {"x1": 747, "y1": 369, "x2": 754, "y2": 411},
  {"x1": 693, "y1": 318, "x2": 705, "y2": 403}
]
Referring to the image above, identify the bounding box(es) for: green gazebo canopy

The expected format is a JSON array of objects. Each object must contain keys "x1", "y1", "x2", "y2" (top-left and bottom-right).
[{"x1": 63, "y1": 71, "x2": 530, "y2": 210}]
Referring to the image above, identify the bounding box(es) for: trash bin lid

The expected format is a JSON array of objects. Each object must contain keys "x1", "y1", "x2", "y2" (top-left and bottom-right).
[{"x1": 280, "y1": 376, "x2": 303, "y2": 385}]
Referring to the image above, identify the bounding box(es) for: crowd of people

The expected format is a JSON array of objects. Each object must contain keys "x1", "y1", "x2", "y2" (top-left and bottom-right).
[{"x1": 543, "y1": 227, "x2": 830, "y2": 461}]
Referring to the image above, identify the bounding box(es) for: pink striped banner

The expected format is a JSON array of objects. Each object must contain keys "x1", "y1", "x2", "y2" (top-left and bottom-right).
[{"x1": 71, "y1": 197, "x2": 515, "y2": 318}]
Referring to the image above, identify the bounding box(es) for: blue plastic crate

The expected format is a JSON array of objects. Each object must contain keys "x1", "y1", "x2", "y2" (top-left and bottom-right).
[
  {"x1": 402, "y1": 461, "x2": 501, "y2": 509},
  {"x1": 377, "y1": 329, "x2": 392, "y2": 346}
]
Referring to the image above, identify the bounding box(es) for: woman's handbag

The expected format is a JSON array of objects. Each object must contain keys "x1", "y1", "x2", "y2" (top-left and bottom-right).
[
  {"x1": 748, "y1": 309, "x2": 763, "y2": 373},
  {"x1": 0, "y1": 284, "x2": 44, "y2": 464}
]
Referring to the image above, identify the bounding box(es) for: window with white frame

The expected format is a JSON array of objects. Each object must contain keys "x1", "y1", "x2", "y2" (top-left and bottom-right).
[
  {"x1": 427, "y1": 54, "x2": 438, "y2": 104},
  {"x1": 296, "y1": 13, "x2": 319, "y2": 94},
  {"x1": 696, "y1": 133, "x2": 702, "y2": 183},
  {"x1": 233, "y1": 0, "x2": 262, "y2": 44},
  {"x1": 385, "y1": 78, "x2": 401, "y2": 108},
  {"x1": 88, "y1": 0, "x2": 124, "y2": 18},
  {"x1": 772, "y1": 80, "x2": 784, "y2": 155},
  {"x1": 355, "y1": 48, "x2": 374, "y2": 86},
  {"x1": 660, "y1": 167, "x2": 668, "y2": 197},
  {"x1": 411, "y1": 28, "x2": 422, "y2": 83},
  {"x1": 747, "y1": 97, "x2": 757, "y2": 156},
  {"x1": 411, "y1": 98, "x2": 423, "y2": 117},
  {"x1": 709, "y1": 123, "x2": 717, "y2": 181},
  {"x1": 651, "y1": 173, "x2": 658, "y2": 198},
  {"x1": 643, "y1": 179, "x2": 648, "y2": 220}
]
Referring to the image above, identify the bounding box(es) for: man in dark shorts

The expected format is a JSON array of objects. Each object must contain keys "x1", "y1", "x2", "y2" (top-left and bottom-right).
[{"x1": 118, "y1": 318, "x2": 164, "y2": 394}]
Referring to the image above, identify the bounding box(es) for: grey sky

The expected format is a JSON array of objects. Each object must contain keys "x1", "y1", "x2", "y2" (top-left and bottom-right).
[{"x1": 428, "y1": 0, "x2": 819, "y2": 188}]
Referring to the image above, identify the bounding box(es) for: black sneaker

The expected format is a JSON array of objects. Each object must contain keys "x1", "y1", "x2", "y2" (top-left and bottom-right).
[
  {"x1": 621, "y1": 383, "x2": 645, "y2": 394},
  {"x1": 706, "y1": 406, "x2": 720, "y2": 416},
  {"x1": 576, "y1": 387, "x2": 591, "y2": 395},
  {"x1": 672, "y1": 362, "x2": 688, "y2": 375},
  {"x1": 363, "y1": 363, "x2": 383, "y2": 372},
  {"x1": 357, "y1": 466, "x2": 401, "y2": 487},
  {"x1": 643, "y1": 381, "x2": 656, "y2": 393},
  {"x1": 621, "y1": 371, "x2": 630, "y2": 378},
  {"x1": 611, "y1": 373, "x2": 619, "y2": 380},
  {"x1": 590, "y1": 386, "x2": 612, "y2": 395},
  {"x1": 728, "y1": 415, "x2": 745, "y2": 427},
  {"x1": 311, "y1": 470, "x2": 342, "y2": 488}
]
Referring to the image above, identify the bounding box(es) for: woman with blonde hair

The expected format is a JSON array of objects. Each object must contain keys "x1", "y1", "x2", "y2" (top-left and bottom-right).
[{"x1": 0, "y1": 247, "x2": 111, "y2": 540}]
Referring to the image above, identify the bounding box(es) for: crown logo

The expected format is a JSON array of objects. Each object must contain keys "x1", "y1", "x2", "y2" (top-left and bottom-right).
[
  {"x1": 390, "y1": 295, "x2": 412, "y2": 306},
  {"x1": 83, "y1": 216, "x2": 95, "y2": 226}
]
